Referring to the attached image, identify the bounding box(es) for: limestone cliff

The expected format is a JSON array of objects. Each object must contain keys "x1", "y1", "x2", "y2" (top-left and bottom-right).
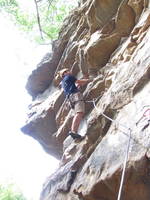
[{"x1": 21, "y1": 0, "x2": 150, "y2": 199}]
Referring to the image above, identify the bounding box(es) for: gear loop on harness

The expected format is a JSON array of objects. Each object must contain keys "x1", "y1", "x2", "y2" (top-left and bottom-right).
[{"x1": 67, "y1": 91, "x2": 84, "y2": 109}]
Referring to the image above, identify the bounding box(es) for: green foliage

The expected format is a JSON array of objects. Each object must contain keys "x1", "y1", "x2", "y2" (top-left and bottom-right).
[
  {"x1": 0, "y1": 0, "x2": 35, "y2": 31},
  {"x1": 0, "y1": 0, "x2": 18, "y2": 8},
  {"x1": 0, "y1": 183, "x2": 27, "y2": 200},
  {"x1": 0, "y1": 0, "x2": 18, "y2": 17},
  {"x1": 0, "y1": 0, "x2": 76, "y2": 44},
  {"x1": 14, "y1": 11, "x2": 35, "y2": 32}
]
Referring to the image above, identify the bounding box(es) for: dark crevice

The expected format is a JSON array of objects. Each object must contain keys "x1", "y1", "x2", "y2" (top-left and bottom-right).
[{"x1": 133, "y1": 67, "x2": 150, "y2": 96}]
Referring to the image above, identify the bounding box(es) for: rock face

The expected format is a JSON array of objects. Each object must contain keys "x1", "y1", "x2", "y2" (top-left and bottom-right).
[{"x1": 21, "y1": 0, "x2": 150, "y2": 199}]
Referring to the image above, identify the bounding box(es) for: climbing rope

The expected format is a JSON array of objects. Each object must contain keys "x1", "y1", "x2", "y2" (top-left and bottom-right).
[
  {"x1": 92, "y1": 99, "x2": 132, "y2": 200},
  {"x1": 91, "y1": 98, "x2": 150, "y2": 151},
  {"x1": 91, "y1": 99, "x2": 150, "y2": 200},
  {"x1": 117, "y1": 128, "x2": 131, "y2": 200}
]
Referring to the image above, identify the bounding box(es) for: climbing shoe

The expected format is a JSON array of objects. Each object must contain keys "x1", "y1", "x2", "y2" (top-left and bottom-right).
[{"x1": 68, "y1": 132, "x2": 83, "y2": 139}]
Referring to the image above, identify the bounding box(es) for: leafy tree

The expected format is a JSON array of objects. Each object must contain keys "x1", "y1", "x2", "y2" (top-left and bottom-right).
[
  {"x1": 0, "y1": 183, "x2": 27, "y2": 200},
  {"x1": 0, "y1": 0, "x2": 77, "y2": 44}
]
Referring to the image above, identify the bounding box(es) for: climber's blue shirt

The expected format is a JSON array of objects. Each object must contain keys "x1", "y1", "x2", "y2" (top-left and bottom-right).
[{"x1": 61, "y1": 74, "x2": 79, "y2": 96}]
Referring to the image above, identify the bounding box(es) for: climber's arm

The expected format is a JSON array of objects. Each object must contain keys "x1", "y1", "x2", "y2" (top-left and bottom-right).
[{"x1": 76, "y1": 79, "x2": 91, "y2": 87}]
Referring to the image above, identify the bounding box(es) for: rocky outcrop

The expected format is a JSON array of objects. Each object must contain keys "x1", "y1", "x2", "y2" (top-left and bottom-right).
[{"x1": 21, "y1": 0, "x2": 150, "y2": 199}]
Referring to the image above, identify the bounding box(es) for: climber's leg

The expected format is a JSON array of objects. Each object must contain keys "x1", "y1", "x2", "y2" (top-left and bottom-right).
[
  {"x1": 69, "y1": 100, "x2": 85, "y2": 139},
  {"x1": 71, "y1": 112, "x2": 84, "y2": 133}
]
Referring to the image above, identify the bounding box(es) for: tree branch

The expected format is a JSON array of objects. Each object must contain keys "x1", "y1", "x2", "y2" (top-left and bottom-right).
[
  {"x1": 47, "y1": 0, "x2": 55, "y2": 11},
  {"x1": 33, "y1": 0, "x2": 44, "y2": 40}
]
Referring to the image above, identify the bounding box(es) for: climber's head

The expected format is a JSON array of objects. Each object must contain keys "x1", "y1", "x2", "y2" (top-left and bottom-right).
[
  {"x1": 59, "y1": 68, "x2": 70, "y2": 78},
  {"x1": 54, "y1": 68, "x2": 71, "y2": 87}
]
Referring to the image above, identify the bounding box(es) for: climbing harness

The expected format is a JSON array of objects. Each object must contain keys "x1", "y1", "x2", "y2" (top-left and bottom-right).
[
  {"x1": 67, "y1": 92, "x2": 84, "y2": 109},
  {"x1": 67, "y1": 95, "x2": 75, "y2": 109}
]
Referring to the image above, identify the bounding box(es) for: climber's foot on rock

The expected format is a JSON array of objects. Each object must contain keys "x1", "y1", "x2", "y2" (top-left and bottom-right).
[{"x1": 68, "y1": 132, "x2": 83, "y2": 140}]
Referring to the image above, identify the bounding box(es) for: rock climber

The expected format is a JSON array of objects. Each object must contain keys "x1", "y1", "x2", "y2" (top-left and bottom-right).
[{"x1": 58, "y1": 68, "x2": 91, "y2": 139}]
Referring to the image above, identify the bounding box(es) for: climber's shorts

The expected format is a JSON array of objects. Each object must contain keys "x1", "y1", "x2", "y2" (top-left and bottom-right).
[
  {"x1": 69, "y1": 92, "x2": 85, "y2": 113},
  {"x1": 75, "y1": 100, "x2": 85, "y2": 113}
]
